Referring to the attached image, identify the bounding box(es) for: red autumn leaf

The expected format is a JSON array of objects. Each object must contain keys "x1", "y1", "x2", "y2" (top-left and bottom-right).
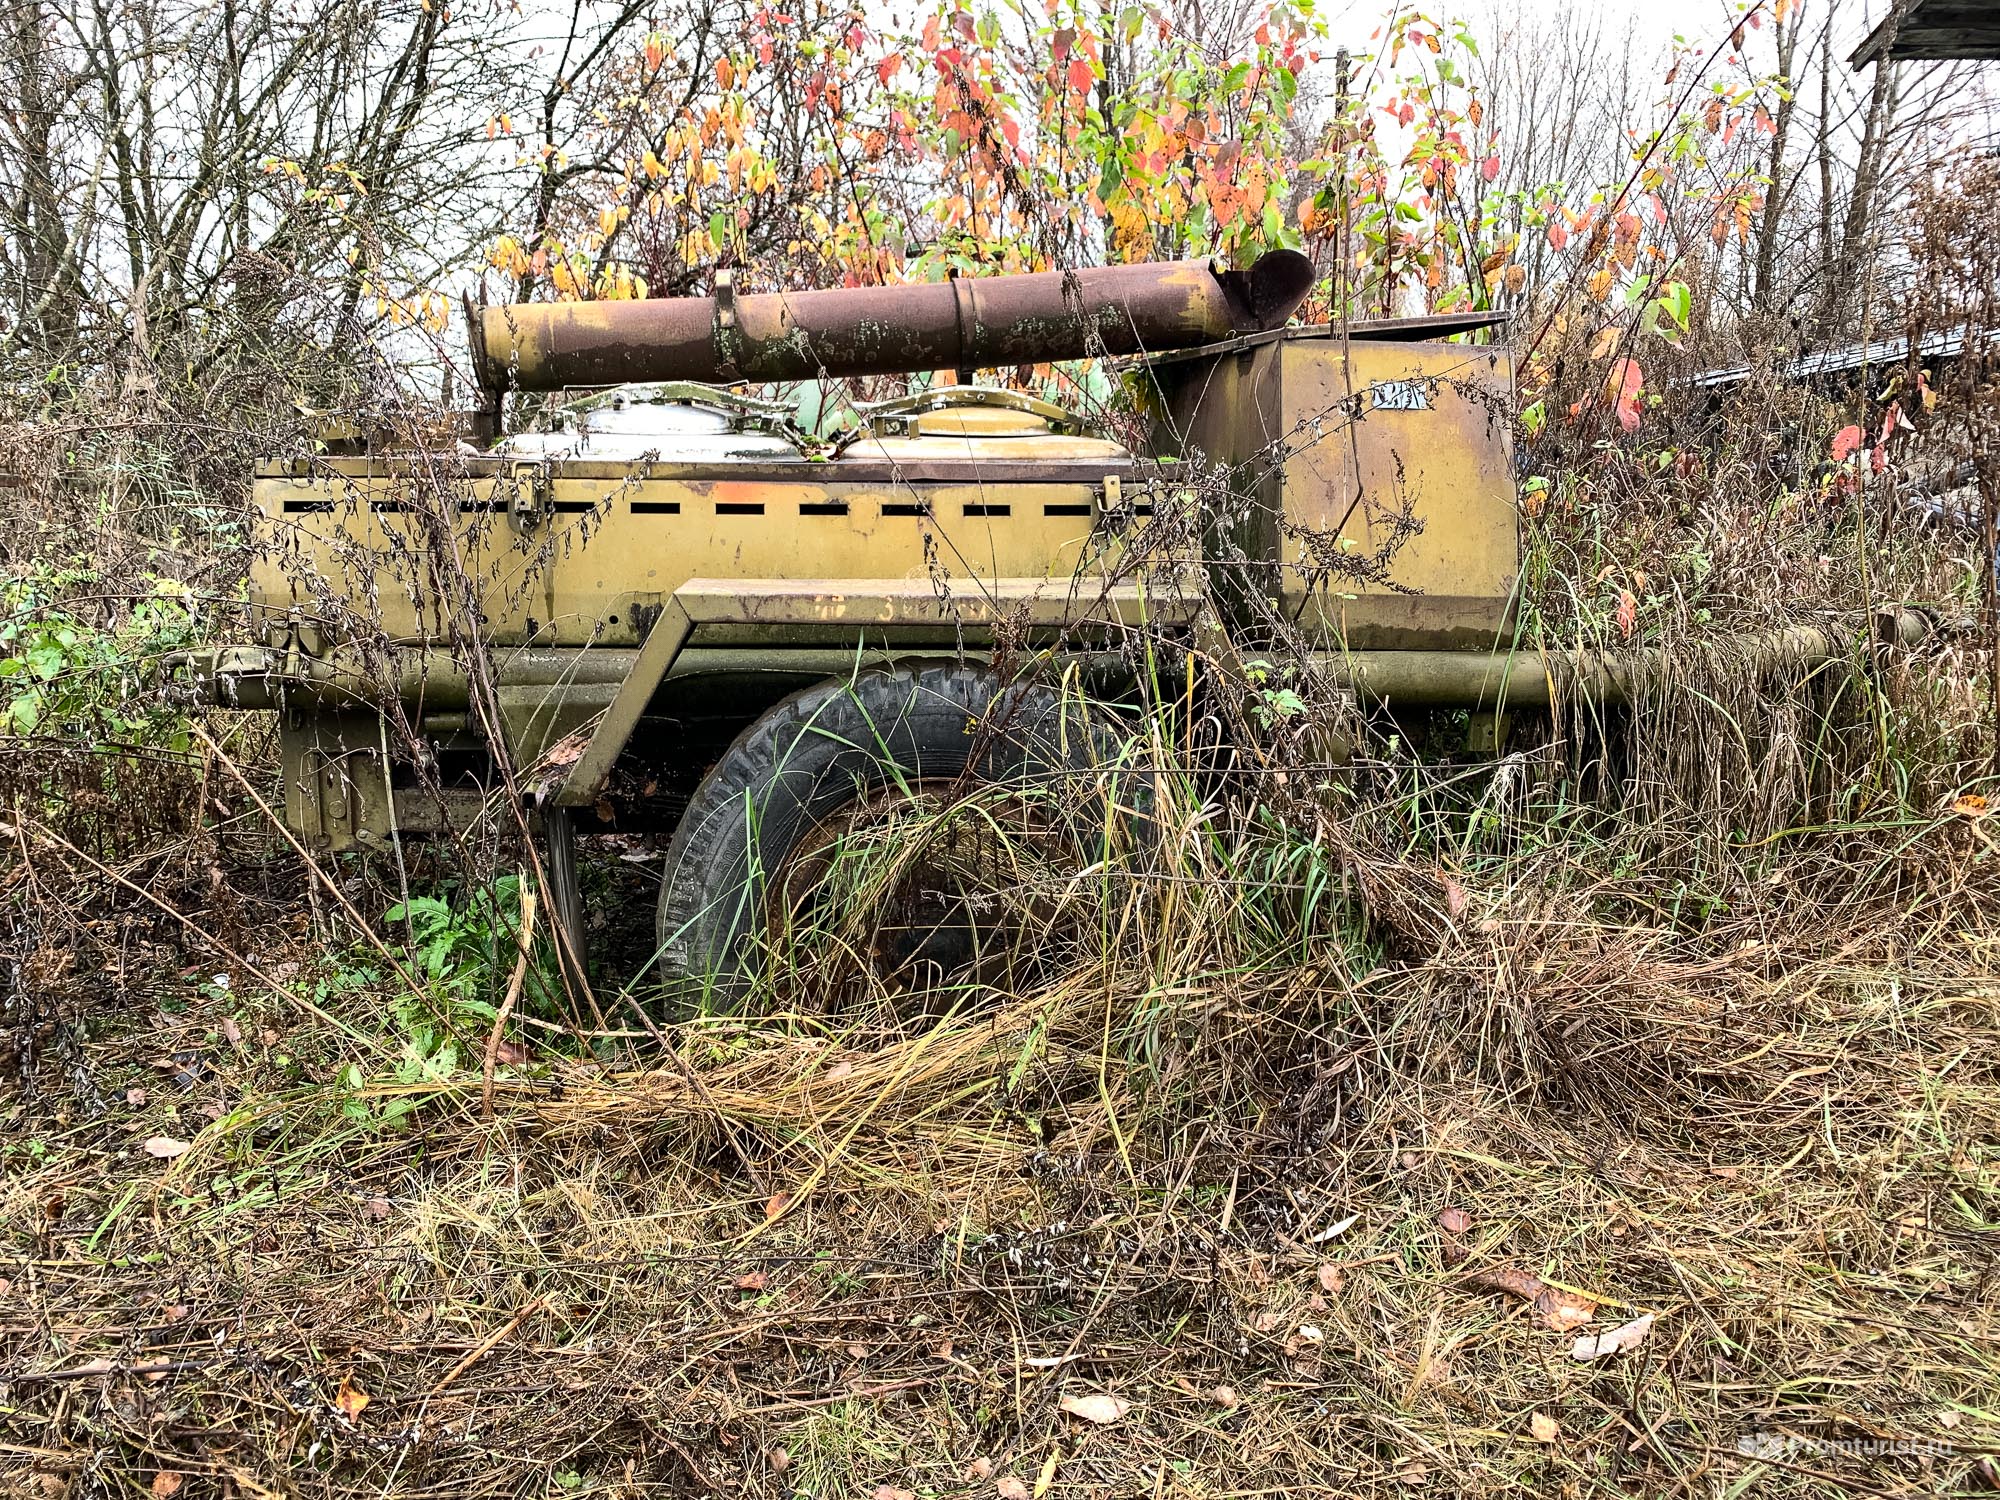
[
  {"x1": 876, "y1": 51, "x2": 901, "y2": 85},
  {"x1": 1067, "y1": 55, "x2": 1093, "y2": 93},
  {"x1": 1830, "y1": 424, "x2": 1863, "y2": 462},
  {"x1": 1481, "y1": 155, "x2": 1499, "y2": 182},
  {"x1": 1546, "y1": 221, "x2": 1569, "y2": 251},
  {"x1": 1616, "y1": 589, "x2": 1638, "y2": 640},
  {"x1": 1609, "y1": 357, "x2": 1644, "y2": 432}
]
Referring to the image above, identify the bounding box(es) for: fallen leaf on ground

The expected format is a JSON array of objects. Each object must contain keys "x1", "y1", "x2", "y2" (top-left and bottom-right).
[
  {"x1": 1033, "y1": 1450, "x2": 1059, "y2": 1497},
  {"x1": 141, "y1": 1136, "x2": 190, "y2": 1159},
  {"x1": 764, "y1": 1190, "x2": 794, "y2": 1221},
  {"x1": 1441, "y1": 875, "x2": 1470, "y2": 916},
  {"x1": 873, "y1": 1487, "x2": 914, "y2": 1500},
  {"x1": 1464, "y1": 1265, "x2": 1543, "y2": 1302},
  {"x1": 1317, "y1": 1263, "x2": 1346, "y2": 1294},
  {"x1": 493, "y1": 1038, "x2": 529, "y2": 1066},
  {"x1": 965, "y1": 1456, "x2": 994, "y2": 1480},
  {"x1": 1536, "y1": 1286, "x2": 1597, "y2": 1331},
  {"x1": 995, "y1": 1478, "x2": 1029, "y2": 1500},
  {"x1": 361, "y1": 1194, "x2": 391, "y2": 1220},
  {"x1": 734, "y1": 1270, "x2": 769, "y2": 1292},
  {"x1": 1209, "y1": 1384, "x2": 1239, "y2": 1409},
  {"x1": 1310, "y1": 1212, "x2": 1360, "y2": 1243},
  {"x1": 768, "y1": 1447, "x2": 790, "y2": 1473},
  {"x1": 334, "y1": 1373, "x2": 370, "y2": 1420},
  {"x1": 150, "y1": 1474, "x2": 183, "y2": 1499},
  {"x1": 1951, "y1": 793, "x2": 1990, "y2": 818},
  {"x1": 221, "y1": 1017, "x2": 242, "y2": 1046},
  {"x1": 1529, "y1": 1412, "x2": 1560, "y2": 1442},
  {"x1": 1463, "y1": 1265, "x2": 1599, "y2": 1330},
  {"x1": 1058, "y1": 1393, "x2": 1129, "y2": 1425},
  {"x1": 1438, "y1": 1207, "x2": 1472, "y2": 1234},
  {"x1": 1571, "y1": 1312, "x2": 1655, "y2": 1361}
]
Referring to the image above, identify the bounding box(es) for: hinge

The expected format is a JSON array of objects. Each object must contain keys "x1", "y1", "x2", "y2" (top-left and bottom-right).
[{"x1": 508, "y1": 461, "x2": 551, "y2": 532}]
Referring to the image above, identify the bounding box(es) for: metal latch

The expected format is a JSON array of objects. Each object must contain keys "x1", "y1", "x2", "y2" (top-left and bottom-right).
[{"x1": 508, "y1": 461, "x2": 551, "y2": 532}]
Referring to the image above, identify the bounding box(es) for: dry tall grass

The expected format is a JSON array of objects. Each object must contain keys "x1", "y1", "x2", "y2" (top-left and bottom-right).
[{"x1": 4, "y1": 625, "x2": 1996, "y2": 1496}]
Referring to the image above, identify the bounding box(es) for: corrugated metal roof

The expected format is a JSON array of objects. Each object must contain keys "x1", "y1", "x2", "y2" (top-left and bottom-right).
[
  {"x1": 1694, "y1": 327, "x2": 1990, "y2": 389},
  {"x1": 1851, "y1": 0, "x2": 2000, "y2": 67}
]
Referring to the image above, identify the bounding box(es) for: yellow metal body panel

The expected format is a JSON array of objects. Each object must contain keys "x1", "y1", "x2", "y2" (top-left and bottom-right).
[
  {"x1": 1149, "y1": 334, "x2": 1519, "y2": 649},
  {"x1": 1278, "y1": 340, "x2": 1518, "y2": 646},
  {"x1": 252, "y1": 447, "x2": 1139, "y2": 649}
]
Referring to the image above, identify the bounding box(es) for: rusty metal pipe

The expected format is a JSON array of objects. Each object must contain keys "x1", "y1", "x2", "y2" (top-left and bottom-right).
[
  {"x1": 1311, "y1": 609, "x2": 1935, "y2": 709},
  {"x1": 475, "y1": 252, "x2": 1315, "y2": 392}
]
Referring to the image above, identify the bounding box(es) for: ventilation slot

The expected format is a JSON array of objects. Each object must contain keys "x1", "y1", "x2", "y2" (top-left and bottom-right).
[
  {"x1": 631, "y1": 500, "x2": 681, "y2": 515},
  {"x1": 551, "y1": 500, "x2": 596, "y2": 514},
  {"x1": 281, "y1": 500, "x2": 334, "y2": 514},
  {"x1": 1042, "y1": 503, "x2": 1093, "y2": 517},
  {"x1": 883, "y1": 503, "x2": 931, "y2": 517},
  {"x1": 962, "y1": 503, "x2": 1011, "y2": 517},
  {"x1": 716, "y1": 502, "x2": 765, "y2": 515},
  {"x1": 799, "y1": 502, "x2": 849, "y2": 517}
]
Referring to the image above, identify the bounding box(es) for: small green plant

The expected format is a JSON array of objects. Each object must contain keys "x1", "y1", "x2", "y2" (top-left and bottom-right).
[
  {"x1": 0, "y1": 569, "x2": 198, "y2": 742},
  {"x1": 380, "y1": 874, "x2": 556, "y2": 1078}
]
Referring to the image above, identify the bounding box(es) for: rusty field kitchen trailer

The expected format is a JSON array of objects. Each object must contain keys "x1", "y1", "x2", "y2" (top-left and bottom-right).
[{"x1": 195, "y1": 250, "x2": 1919, "y2": 999}]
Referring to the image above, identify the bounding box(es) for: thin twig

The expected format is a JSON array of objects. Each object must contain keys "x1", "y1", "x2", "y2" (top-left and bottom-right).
[
  {"x1": 482, "y1": 880, "x2": 538, "y2": 1122},
  {"x1": 426, "y1": 1298, "x2": 548, "y2": 1400}
]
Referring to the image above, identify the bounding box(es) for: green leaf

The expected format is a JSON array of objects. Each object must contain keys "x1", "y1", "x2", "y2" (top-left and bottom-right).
[{"x1": 1658, "y1": 280, "x2": 1691, "y2": 329}]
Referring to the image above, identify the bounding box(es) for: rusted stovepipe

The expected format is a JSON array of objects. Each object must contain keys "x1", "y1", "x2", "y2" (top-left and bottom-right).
[{"x1": 473, "y1": 251, "x2": 1316, "y2": 393}]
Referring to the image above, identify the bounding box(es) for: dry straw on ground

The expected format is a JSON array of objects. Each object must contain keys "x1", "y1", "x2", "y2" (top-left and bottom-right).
[{"x1": 4, "y1": 776, "x2": 1996, "y2": 1497}]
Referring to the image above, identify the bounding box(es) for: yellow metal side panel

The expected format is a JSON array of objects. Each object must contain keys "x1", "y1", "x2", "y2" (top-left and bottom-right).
[
  {"x1": 251, "y1": 468, "x2": 1113, "y2": 647},
  {"x1": 1277, "y1": 341, "x2": 1520, "y2": 649}
]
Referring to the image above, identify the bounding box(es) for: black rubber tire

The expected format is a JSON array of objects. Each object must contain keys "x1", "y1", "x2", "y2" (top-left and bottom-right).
[{"x1": 654, "y1": 666, "x2": 1130, "y2": 1005}]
